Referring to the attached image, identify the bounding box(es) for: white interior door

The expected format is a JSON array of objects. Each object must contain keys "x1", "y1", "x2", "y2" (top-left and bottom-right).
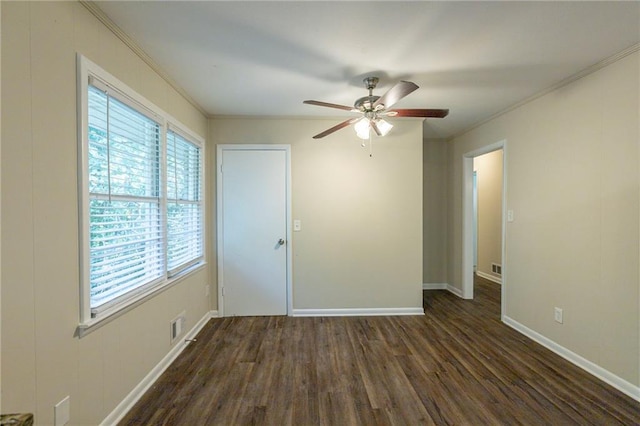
[{"x1": 218, "y1": 146, "x2": 289, "y2": 316}]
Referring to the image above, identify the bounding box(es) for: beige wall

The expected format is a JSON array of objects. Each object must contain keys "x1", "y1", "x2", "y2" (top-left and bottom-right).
[
  {"x1": 1, "y1": 2, "x2": 209, "y2": 424},
  {"x1": 210, "y1": 118, "x2": 424, "y2": 310},
  {"x1": 448, "y1": 52, "x2": 639, "y2": 386},
  {"x1": 473, "y1": 149, "x2": 503, "y2": 280},
  {"x1": 423, "y1": 137, "x2": 448, "y2": 284}
]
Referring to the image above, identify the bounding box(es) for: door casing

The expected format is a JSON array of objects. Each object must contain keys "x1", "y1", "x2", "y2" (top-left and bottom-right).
[{"x1": 216, "y1": 144, "x2": 292, "y2": 316}]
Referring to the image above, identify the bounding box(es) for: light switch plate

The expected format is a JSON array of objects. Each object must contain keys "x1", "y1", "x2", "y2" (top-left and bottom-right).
[
  {"x1": 554, "y1": 307, "x2": 563, "y2": 324},
  {"x1": 507, "y1": 210, "x2": 514, "y2": 222},
  {"x1": 293, "y1": 219, "x2": 301, "y2": 231}
]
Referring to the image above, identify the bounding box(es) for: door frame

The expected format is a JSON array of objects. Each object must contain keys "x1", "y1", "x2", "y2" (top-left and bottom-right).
[
  {"x1": 216, "y1": 144, "x2": 292, "y2": 317},
  {"x1": 472, "y1": 170, "x2": 478, "y2": 272},
  {"x1": 462, "y1": 140, "x2": 507, "y2": 319}
]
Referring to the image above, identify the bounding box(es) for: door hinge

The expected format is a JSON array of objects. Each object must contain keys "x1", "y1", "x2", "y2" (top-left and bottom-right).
[
  {"x1": 221, "y1": 287, "x2": 225, "y2": 296},
  {"x1": 220, "y1": 164, "x2": 223, "y2": 173}
]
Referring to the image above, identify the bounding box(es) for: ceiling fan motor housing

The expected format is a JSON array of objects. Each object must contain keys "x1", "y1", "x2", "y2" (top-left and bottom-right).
[{"x1": 354, "y1": 95, "x2": 381, "y2": 112}]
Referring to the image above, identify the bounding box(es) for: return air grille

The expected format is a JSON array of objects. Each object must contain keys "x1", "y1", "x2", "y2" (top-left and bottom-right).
[{"x1": 491, "y1": 263, "x2": 502, "y2": 276}]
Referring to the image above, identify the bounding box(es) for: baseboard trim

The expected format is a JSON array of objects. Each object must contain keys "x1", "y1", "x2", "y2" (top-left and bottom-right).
[
  {"x1": 422, "y1": 282, "x2": 463, "y2": 298},
  {"x1": 502, "y1": 316, "x2": 640, "y2": 402},
  {"x1": 292, "y1": 307, "x2": 424, "y2": 317},
  {"x1": 476, "y1": 271, "x2": 502, "y2": 285},
  {"x1": 446, "y1": 285, "x2": 463, "y2": 298},
  {"x1": 101, "y1": 310, "x2": 215, "y2": 425},
  {"x1": 423, "y1": 283, "x2": 448, "y2": 290}
]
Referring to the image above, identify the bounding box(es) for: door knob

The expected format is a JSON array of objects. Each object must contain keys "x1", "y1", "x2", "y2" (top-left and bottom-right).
[{"x1": 278, "y1": 239, "x2": 285, "y2": 246}]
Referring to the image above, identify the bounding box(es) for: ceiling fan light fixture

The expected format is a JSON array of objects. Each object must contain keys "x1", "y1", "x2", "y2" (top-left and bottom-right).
[
  {"x1": 355, "y1": 117, "x2": 370, "y2": 139},
  {"x1": 375, "y1": 118, "x2": 393, "y2": 136}
]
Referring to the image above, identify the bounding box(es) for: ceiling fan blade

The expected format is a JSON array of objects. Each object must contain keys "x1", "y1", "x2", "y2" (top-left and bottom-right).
[
  {"x1": 303, "y1": 100, "x2": 357, "y2": 112},
  {"x1": 387, "y1": 108, "x2": 449, "y2": 118},
  {"x1": 372, "y1": 81, "x2": 419, "y2": 109},
  {"x1": 312, "y1": 117, "x2": 360, "y2": 139}
]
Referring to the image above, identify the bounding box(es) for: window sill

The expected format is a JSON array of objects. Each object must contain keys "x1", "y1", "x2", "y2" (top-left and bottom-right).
[{"x1": 76, "y1": 262, "x2": 207, "y2": 338}]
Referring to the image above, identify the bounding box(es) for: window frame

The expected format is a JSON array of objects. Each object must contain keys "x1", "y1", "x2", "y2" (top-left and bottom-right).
[{"x1": 77, "y1": 54, "x2": 205, "y2": 334}]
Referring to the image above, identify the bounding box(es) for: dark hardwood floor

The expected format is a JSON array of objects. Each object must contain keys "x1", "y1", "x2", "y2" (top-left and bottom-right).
[{"x1": 120, "y1": 277, "x2": 640, "y2": 425}]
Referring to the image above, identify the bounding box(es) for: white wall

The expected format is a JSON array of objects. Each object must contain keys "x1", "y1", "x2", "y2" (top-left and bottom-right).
[
  {"x1": 448, "y1": 51, "x2": 639, "y2": 387},
  {"x1": 210, "y1": 118, "x2": 424, "y2": 311},
  {"x1": 473, "y1": 149, "x2": 503, "y2": 281},
  {"x1": 1, "y1": 2, "x2": 209, "y2": 424}
]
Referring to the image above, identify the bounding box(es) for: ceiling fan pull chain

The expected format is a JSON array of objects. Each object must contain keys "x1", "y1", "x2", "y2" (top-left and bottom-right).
[{"x1": 369, "y1": 133, "x2": 373, "y2": 158}]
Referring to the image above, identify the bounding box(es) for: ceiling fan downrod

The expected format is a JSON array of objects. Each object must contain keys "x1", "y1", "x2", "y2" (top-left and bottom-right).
[
  {"x1": 355, "y1": 76, "x2": 382, "y2": 112},
  {"x1": 363, "y1": 76, "x2": 378, "y2": 94}
]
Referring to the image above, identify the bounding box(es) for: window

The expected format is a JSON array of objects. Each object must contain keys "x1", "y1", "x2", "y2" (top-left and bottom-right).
[
  {"x1": 166, "y1": 129, "x2": 203, "y2": 275},
  {"x1": 78, "y1": 55, "x2": 204, "y2": 328}
]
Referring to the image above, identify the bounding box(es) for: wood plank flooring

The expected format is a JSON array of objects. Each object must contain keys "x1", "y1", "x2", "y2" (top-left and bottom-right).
[{"x1": 120, "y1": 277, "x2": 640, "y2": 425}]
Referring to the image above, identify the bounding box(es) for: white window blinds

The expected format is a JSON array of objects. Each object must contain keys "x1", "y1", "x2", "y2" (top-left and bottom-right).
[
  {"x1": 87, "y1": 84, "x2": 164, "y2": 310},
  {"x1": 166, "y1": 129, "x2": 203, "y2": 275}
]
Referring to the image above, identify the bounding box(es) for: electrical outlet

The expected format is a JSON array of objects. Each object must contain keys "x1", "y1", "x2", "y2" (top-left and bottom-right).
[
  {"x1": 54, "y1": 396, "x2": 70, "y2": 426},
  {"x1": 554, "y1": 307, "x2": 563, "y2": 324}
]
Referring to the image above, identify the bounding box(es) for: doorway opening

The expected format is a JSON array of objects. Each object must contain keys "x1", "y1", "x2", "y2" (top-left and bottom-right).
[{"x1": 462, "y1": 140, "x2": 506, "y2": 319}]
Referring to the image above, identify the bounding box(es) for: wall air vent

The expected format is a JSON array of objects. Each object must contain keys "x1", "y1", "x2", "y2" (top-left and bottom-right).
[
  {"x1": 491, "y1": 263, "x2": 502, "y2": 276},
  {"x1": 170, "y1": 312, "x2": 186, "y2": 343}
]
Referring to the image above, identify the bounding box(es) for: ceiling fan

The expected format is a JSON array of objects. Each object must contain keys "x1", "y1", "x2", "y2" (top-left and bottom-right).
[{"x1": 303, "y1": 76, "x2": 449, "y2": 139}]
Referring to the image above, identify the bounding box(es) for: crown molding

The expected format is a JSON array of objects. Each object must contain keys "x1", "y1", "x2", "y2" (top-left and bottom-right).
[
  {"x1": 450, "y1": 43, "x2": 640, "y2": 141},
  {"x1": 79, "y1": 1, "x2": 209, "y2": 118}
]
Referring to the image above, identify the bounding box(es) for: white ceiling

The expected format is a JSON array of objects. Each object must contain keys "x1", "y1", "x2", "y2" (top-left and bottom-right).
[{"x1": 94, "y1": 1, "x2": 639, "y2": 138}]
